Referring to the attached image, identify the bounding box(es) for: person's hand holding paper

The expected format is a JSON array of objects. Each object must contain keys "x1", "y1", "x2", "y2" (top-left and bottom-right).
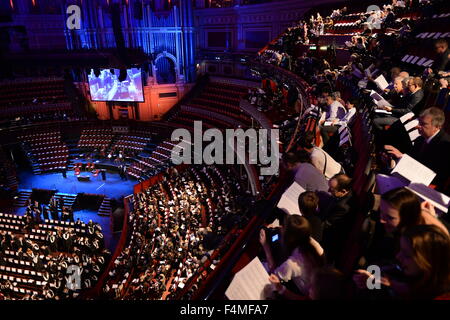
[
  {"x1": 268, "y1": 274, "x2": 283, "y2": 292},
  {"x1": 384, "y1": 145, "x2": 404, "y2": 159}
]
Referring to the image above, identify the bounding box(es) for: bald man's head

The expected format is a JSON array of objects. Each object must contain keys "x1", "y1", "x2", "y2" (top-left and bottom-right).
[{"x1": 399, "y1": 71, "x2": 409, "y2": 79}]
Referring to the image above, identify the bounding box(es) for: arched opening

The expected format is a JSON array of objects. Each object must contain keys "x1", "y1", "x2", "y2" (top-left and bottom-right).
[{"x1": 155, "y1": 57, "x2": 176, "y2": 84}]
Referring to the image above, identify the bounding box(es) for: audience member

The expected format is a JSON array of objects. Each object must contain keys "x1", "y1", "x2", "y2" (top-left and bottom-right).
[
  {"x1": 298, "y1": 191, "x2": 323, "y2": 242},
  {"x1": 354, "y1": 225, "x2": 450, "y2": 299},
  {"x1": 309, "y1": 266, "x2": 350, "y2": 299},
  {"x1": 319, "y1": 174, "x2": 356, "y2": 265},
  {"x1": 260, "y1": 215, "x2": 325, "y2": 298},
  {"x1": 385, "y1": 107, "x2": 450, "y2": 189},
  {"x1": 300, "y1": 132, "x2": 343, "y2": 179},
  {"x1": 320, "y1": 97, "x2": 358, "y2": 145},
  {"x1": 284, "y1": 151, "x2": 329, "y2": 192}
]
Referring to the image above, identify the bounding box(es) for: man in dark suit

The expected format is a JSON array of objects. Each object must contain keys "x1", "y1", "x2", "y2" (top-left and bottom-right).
[
  {"x1": 383, "y1": 8, "x2": 396, "y2": 28},
  {"x1": 374, "y1": 77, "x2": 425, "y2": 130},
  {"x1": 0, "y1": 239, "x2": 8, "y2": 251},
  {"x1": 49, "y1": 197, "x2": 57, "y2": 208},
  {"x1": 50, "y1": 204, "x2": 59, "y2": 221},
  {"x1": 427, "y1": 39, "x2": 450, "y2": 76},
  {"x1": 61, "y1": 207, "x2": 70, "y2": 222},
  {"x1": 3, "y1": 232, "x2": 12, "y2": 245},
  {"x1": 34, "y1": 207, "x2": 42, "y2": 224},
  {"x1": 68, "y1": 207, "x2": 74, "y2": 223},
  {"x1": 33, "y1": 255, "x2": 45, "y2": 272},
  {"x1": 319, "y1": 174, "x2": 356, "y2": 266},
  {"x1": 12, "y1": 236, "x2": 25, "y2": 252},
  {"x1": 24, "y1": 239, "x2": 33, "y2": 251},
  {"x1": 385, "y1": 107, "x2": 450, "y2": 190},
  {"x1": 59, "y1": 197, "x2": 64, "y2": 211},
  {"x1": 43, "y1": 206, "x2": 49, "y2": 220}
]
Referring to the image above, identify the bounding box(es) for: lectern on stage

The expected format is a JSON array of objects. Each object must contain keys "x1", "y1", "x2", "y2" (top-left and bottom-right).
[{"x1": 78, "y1": 175, "x2": 90, "y2": 182}]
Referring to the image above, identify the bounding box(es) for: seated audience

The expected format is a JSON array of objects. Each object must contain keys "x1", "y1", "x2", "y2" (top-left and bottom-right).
[
  {"x1": 319, "y1": 93, "x2": 347, "y2": 125},
  {"x1": 380, "y1": 187, "x2": 449, "y2": 236},
  {"x1": 427, "y1": 39, "x2": 450, "y2": 78},
  {"x1": 300, "y1": 132, "x2": 343, "y2": 179},
  {"x1": 260, "y1": 215, "x2": 325, "y2": 298},
  {"x1": 354, "y1": 225, "x2": 450, "y2": 299},
  {"x1": 319, "y1": 174, "x2": 356, "y2": 266},
  {"x1": 309, "y1": 266, "x2": 350, "y2": 300},
  {"x1": 284, "y1": 151, "x2": 329, "y2": 192},
  {"x1": 298, "y1": 191, "x2": 323, "y2": 243},
  {"x1": 374, "y1": 77, "x2": 425, "y2": 130},
  {"x1": 320, "y1": 97, "x2": 358, "y2": 145},
  {"x1": 363, "y1": 187, "x2": 449, "y2": 268},
  {"x1": 0, "y1": 213, "x2": 109, "y2": 300},
  {"x1": 385, "y1": 107, "x2": 450, "y2": 189},
  {"x1": 102, "y1": 166, "x2": 246, "y2": 300}
]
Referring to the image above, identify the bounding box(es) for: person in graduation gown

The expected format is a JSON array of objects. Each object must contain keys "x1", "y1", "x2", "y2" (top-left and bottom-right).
[{"x1": 43, "y1": 206, "x2": 50, "y2": 220}]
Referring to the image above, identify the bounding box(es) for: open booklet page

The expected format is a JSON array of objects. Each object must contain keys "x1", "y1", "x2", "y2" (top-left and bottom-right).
[{"x1": 225, "y1": 257, "x2": 273, "y2": 300}]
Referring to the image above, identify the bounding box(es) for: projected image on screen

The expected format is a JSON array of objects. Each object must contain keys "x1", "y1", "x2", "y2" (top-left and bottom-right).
[{"x1": 88, "y1": 68, "x2": 144, "y2": 102}]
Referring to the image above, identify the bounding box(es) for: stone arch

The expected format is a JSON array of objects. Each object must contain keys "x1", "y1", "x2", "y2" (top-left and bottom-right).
[{"x1": 154, "y1": 51, "x2": 178, "y2": 84}]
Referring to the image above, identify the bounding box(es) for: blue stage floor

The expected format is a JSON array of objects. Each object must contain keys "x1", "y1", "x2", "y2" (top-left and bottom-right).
[
  {"x1": 18, "y1": 170, "x2": 136, "y2": 200},
  {"x1": 15, "y1": 170, "x2": 133, "y2": 253}
]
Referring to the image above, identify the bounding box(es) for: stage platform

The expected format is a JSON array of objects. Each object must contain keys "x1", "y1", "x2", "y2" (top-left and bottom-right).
[
  {"x1": 18, "y1": 169, "x2": 135, "y2": 201},
  {"x1": 70, "y1": 158, "x2": 133, "y2": 172}
]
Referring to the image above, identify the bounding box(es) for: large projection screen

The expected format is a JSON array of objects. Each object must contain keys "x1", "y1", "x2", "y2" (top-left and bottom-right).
[{"x1": 87, "y1": 68, "x2": 144, "y2": 102}]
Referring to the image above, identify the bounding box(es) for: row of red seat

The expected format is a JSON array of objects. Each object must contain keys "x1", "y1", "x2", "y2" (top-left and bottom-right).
[
  {"x1": 32, "y1": 144, "x2": 67, "y2": 151},
  {"x1": 0, "y1": 79, "x2": 65, "y2": 90},
  {"x1": 78, "y1": 128, "x2": 114, "y2": 150},
  {"x1": 187, "y1": 102, "x2": 251, "y2": 123},
  {"x1": 0, "y1": 91, "x2": 65, "y2": 100},
  {"x1": 192, "y1": 97, "x2": 242, "y2": 112},
  {"x1": 200, "y1": 92, "x2": 241, "y2": 103},
  {"x1": 175, "y1": 111, "x2": 232, "y2": 129},
  {"x1": 127, "y1": 141, "x2": 177, "y2": 177},
  {"x1": 207, "y1": 82, "x2": 248, "y2": 93},
  {"x1": 34, "y1": 151, "x2": 68, "y2": 160},
  {"x1": 110, "y1": 133, "x2": 152, "y2": 153},
  {"x1": 24, "y1": 138, "x2": 62, "y2": 145},
  {"x1": 0, "y1": 79, "x2": 69, "y2": 121},
  {"x1": 19, "y1": 129, "x2": 69, "y2": 173},
  {"x1": 0, "y1": 103, "x2": 72, "y2": 117}
]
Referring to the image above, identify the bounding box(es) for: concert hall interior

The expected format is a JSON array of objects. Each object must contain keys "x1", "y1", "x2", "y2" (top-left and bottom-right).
[{"x1": 0, "y1": 0, "x2": 449, "y2": 301}]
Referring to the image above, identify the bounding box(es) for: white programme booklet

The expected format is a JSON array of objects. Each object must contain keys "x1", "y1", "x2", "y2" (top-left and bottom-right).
[
  {"x1": 407, "y1": 183, "x2": 450, "y2": 215},
  {"x1": 391, "y1": 154, "x2": 436, "y2": 186},
  {"x1": 373, "y1": 75, "x2": 389, "y2": 90},
  {"x1": 225, "y1": 257, "x2": 273, "y2": 300},
  {"x1": 277, "y1": 181, "x2": 305, "y2": 215}
]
